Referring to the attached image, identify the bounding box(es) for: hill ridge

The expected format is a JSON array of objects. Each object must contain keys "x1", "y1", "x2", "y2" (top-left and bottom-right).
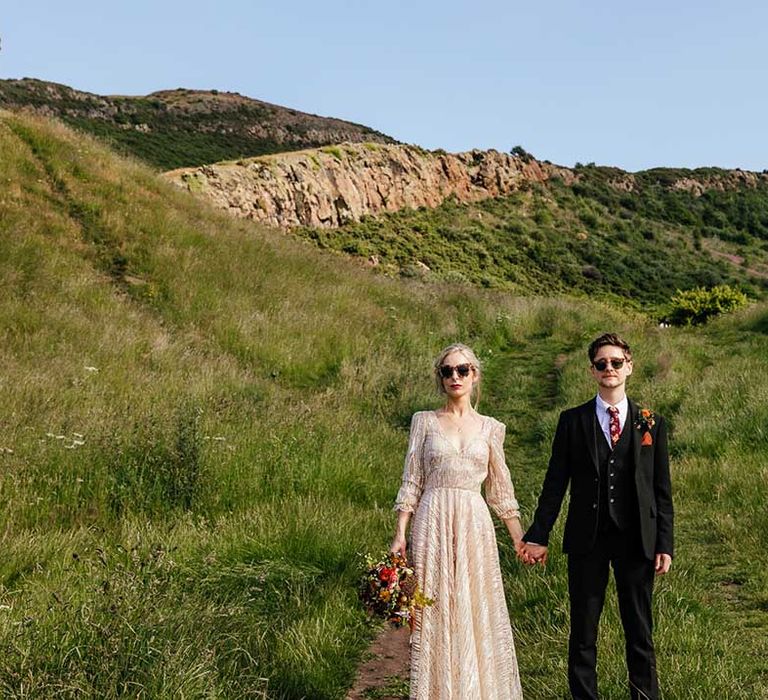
[{"x1": 0, "y1": 77, "x2": 396, "y2": 169}]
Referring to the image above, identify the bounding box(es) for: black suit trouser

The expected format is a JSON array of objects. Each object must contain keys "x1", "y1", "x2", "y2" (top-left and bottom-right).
[{"x1": 567, "y1": 525, "x2": 659, "y2": 700}]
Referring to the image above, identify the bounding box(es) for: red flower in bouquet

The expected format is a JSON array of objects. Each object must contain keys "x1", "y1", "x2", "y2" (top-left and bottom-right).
[{"x1": 379, "y1": 567, "x2": 397, "y2": 584}]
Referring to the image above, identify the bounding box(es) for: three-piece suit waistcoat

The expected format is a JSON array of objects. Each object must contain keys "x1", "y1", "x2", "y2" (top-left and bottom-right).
[{"x1": 594, "y1": 415, "x2": 637, "y2": 532}]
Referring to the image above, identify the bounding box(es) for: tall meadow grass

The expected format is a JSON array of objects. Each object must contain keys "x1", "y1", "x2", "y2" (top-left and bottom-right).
[{"x1": 0, "y1": 112, "x2": 765, "y2": 697}]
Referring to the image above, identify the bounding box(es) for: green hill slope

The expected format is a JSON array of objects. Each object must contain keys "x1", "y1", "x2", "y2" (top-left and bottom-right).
[
  {"x1": 297, "y1": 165, "x2": 768, "y2": 314},
  {"x1": 0, "y1": 112, "x2": 766, "y2": 698},
  {"x1": 0, "y1": 78, "x2": 396, "y2": 170}
]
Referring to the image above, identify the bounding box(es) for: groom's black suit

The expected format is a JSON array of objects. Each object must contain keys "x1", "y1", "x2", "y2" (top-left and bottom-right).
[{"x1": 524, "y1": 398, "x2": 673, "y2": 700}]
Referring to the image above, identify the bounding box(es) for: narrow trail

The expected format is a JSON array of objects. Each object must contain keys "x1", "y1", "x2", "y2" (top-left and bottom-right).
[
  {"x1": 345, "y1": 626, "x2": 410, "y2": 700},
  {"x1": 345, "y1": 335, "x2": 574, "y2": 699}
]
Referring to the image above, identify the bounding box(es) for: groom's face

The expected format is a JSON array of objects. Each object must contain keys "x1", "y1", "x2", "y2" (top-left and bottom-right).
[{"x1": 590, "y1": 344, "x2": 633, "y2": 391}]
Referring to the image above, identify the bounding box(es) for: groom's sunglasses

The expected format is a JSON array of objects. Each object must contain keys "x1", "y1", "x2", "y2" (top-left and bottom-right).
[
  {"x1": 439, "y1": 363, "x2": 473, "y2": 379},
  {"x1": 592, "y1": 358, "x2": 626, "y2": 371}
]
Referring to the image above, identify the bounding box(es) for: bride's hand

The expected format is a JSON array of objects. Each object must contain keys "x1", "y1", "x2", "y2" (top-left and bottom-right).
[
  {"x1": 390, "y1": 535, "x2": 407, "y2": 558},
  {"x1": 514, "y1": 540, "x2": 534, "y2": 565}
]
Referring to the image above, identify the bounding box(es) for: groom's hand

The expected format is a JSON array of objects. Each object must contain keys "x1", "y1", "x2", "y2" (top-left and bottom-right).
[
  {"x1": 654, "y1": 553, "x2": 672, "y2": 575},
  {"x1": 520, "y1": 542, "x2": 548, "y2": 565}
]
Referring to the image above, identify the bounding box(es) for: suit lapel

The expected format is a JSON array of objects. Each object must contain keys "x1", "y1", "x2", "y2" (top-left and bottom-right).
[{"x1": 580, "y1": 398, "x2": 599, "y2": 472}]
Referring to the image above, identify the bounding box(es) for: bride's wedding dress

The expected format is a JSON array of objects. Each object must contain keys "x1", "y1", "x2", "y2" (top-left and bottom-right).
[{"x1": 395, "y1": 410, "x2": 524, "y2": 699}]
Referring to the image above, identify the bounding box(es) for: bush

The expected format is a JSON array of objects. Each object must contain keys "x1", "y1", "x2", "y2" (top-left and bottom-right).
[
  {"x1": 667, "y1": 284, "x2": 748, "y2": 326},
  {"x1": 510, "y1": 145, "x2": 533, "y2": 162},
  {"x1": 581, "y1": 264, "x2": 602, "y2": 282}
]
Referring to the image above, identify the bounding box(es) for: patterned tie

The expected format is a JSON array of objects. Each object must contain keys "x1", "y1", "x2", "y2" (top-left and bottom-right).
[{"x1": 608, "y1": 406, "x2": 621, "y2": 448}]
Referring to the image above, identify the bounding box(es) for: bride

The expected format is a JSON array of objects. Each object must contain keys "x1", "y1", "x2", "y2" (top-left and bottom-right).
[{"x1": 390, "y1": 343, "x2": 525, "y2": 699}]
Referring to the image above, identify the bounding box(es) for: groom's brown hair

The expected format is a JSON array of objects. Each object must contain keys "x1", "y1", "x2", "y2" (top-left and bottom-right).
[{"x1": 588, "y1": 333, "x2": 632, "y2": 363}]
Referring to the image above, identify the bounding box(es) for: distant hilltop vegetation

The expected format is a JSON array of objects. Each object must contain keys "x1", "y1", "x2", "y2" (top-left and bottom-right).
[{"x1": 0, "y1": 78, "x2": 396, "y2": 169}]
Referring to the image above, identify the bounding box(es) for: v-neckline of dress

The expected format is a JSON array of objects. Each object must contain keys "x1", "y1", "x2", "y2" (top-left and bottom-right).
[{"x1": 430, "y1": 410, "x2": 487, "y2": 454}]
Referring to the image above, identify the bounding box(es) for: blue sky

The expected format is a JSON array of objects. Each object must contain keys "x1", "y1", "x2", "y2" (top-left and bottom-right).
[{"x1": 2, "y1": 1, "x2": 767, "y2": 172}]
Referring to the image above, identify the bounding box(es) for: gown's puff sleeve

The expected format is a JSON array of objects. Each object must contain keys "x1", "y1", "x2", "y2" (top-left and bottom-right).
[
  {"x1": 393, "y1": 412, "x2": 427, "y2": 513},
  {"x1": 486, "y1": 419, "x2": 521, "y2": 520}
]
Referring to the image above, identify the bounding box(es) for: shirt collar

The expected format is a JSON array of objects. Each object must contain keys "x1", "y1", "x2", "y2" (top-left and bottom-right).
[{"x1": 595, "y1": 394, "x2": 628, "y2": 415}]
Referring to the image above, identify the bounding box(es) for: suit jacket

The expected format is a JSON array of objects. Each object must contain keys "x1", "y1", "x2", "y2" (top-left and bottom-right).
[{"x1": 524, "y1": 397, "x2": 674, "y2": 560}]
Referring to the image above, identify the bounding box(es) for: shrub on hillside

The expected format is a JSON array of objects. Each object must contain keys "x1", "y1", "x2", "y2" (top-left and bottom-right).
[
  {"x1": 510, "y1": 145, "x2": 534, "y2": 162},
  {"x1": 667, "y1": 284, "x2": 748, "y2": 326}
]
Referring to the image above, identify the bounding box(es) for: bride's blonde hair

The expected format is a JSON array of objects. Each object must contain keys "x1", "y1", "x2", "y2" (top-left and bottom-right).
[{"x1": 433, "y1": 343, "x2": 482, "y2": 409}]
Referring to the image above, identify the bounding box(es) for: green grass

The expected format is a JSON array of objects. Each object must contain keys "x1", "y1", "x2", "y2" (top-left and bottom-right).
[
  {"x1": 0, "y1": 112, "x2": 766, "y2": 698},
  {"x1": 362, "y1": 675, "x2": 410, "y2": 698}
]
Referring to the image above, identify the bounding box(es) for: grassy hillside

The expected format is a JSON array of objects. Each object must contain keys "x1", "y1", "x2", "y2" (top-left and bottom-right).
[
  {"x1": 0, "y1": 78, "x2": 396, "y2": 170},
  {"x1": 0, "y1": 112, "x2": 766, "y2": 698},
  {"x1": 297, "y1": 166, "x2": 768, "y2": 317}
]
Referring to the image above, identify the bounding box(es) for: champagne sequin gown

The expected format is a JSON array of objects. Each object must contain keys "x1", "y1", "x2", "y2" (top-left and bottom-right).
[{"x1": 394, "y1": 411, "x2": 524, "y2": 700}]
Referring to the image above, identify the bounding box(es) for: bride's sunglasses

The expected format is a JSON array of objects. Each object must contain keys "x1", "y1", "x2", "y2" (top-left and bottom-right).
[
  {"x1": 439, "y1": 363, "x2": 473, "y2": 379},
  {"x1": 592, "y1": 358, "x2": 626, "y2": 371}
]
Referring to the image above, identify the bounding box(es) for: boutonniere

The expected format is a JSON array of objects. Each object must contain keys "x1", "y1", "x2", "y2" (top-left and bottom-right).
[{"x1": 635, "y1": 408, "x2": 656, "y2": 446}]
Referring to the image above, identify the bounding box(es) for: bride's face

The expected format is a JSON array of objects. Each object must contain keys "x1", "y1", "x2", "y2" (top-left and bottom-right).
[{"x1": 439, "y1": 351, "x2": 476, "y2": 401}]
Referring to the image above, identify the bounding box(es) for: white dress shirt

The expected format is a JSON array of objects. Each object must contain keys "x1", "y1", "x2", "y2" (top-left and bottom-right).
[{"x1": 595, "y1": 394, "x2": 628, "y2": 447}]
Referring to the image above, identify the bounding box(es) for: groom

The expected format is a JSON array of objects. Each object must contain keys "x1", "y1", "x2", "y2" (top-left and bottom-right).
[{"x1": 521, "y1": 333, "x2": 673, "y2": 700}]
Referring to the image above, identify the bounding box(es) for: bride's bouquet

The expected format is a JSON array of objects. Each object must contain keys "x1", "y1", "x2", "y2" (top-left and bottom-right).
[{"x1": 358, "y1": 552, "x2": 433, "y2": 627}]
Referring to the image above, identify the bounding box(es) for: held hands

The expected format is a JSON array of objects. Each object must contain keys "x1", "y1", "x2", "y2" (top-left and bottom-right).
[{"x1": 516, "y1": 541, "x2": 548, "y2": 566}]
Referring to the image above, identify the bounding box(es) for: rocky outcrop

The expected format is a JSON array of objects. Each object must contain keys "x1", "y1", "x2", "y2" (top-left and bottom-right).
[
  {"x1": 163, "y1": 143, "x2": 575, "y2": 228},
  {"x1": 608, "y1": 168, "x2": 768, "y2": 196},
  {"x1": 667, "y1": 170, "x2": 768, "y2": 196}
]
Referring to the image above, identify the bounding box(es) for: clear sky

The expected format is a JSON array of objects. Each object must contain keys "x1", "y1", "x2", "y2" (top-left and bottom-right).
[{"x1": 2, "y1": 1, "x2": 767, "y2": 172}]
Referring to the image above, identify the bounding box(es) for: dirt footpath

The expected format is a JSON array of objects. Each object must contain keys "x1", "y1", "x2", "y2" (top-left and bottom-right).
[{"x1": 345, "y1": 625, "x2": 410, "y2": 699}]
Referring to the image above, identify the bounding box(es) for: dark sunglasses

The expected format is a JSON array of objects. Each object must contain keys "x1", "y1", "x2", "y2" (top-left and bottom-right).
[
  {"x1": 592, "y1": 358, "x2": 626, "y2": 371},
  {"x1": 439, "y1": 363, "x2": 473, "y2": 379}
]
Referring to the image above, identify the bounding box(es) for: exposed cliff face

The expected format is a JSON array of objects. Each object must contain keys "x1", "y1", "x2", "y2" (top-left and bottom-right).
[{"x1": 163, "y1": 143, "x2": 576, "y2": 228}]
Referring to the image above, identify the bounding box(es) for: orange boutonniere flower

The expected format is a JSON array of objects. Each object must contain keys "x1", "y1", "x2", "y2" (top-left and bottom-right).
[{"x1": 635, "y1": 408, "x2": 656, "y2": 446}]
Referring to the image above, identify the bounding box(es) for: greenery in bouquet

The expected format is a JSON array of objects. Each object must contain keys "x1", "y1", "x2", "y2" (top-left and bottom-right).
[{"x1": 358, "y1": 552, "x2": 434, "y2": 627}]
